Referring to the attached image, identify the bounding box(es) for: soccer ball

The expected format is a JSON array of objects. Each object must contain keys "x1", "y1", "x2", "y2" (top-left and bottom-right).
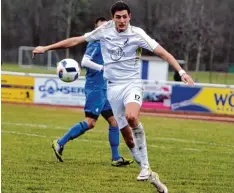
[{"x1": 57, "y1": 58, "x2": 81, "y2": 82}]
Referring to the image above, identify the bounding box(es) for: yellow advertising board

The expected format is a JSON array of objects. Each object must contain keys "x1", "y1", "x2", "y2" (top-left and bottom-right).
[
  {"x1": 1, "y1": 75, "x2": 34, "y2": 103},
  {"x1": 192, "y1": 87, "x2": 234, "y2": 115}
]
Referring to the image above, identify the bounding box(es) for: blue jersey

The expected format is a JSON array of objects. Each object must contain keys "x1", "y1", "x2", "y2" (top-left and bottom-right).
[
  {"x1": 83, "y1": 41, "x2": 111, "y2": 117},
  {"x1": 84, "y1": 41, "x2": 106, "y2": 89}
]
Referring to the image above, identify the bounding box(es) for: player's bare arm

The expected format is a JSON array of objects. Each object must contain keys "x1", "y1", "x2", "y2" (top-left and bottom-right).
[
  {"x1": 32, "y1": 36, "x2": 86, "y2": 58},
  {"x1": 153, "y1": 45, "x2": 194, "y2": 86}
]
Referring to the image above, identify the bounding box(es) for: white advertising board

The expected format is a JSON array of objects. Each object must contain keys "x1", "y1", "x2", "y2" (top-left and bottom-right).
[
  {"x1": 34, "y1": 77, "x2": 86, "y2": 106},
  {"x1": 140, "y1": 56, "x2": 168, "y2": 81}
]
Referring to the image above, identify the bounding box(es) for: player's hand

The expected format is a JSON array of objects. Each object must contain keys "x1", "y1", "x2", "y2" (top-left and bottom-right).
[
  {"x1": 181, "y1": 73, "x2": 194, "y2": 86},
  {"x1": 32, "y1": 46, "x2": 47, "y2": 58}
]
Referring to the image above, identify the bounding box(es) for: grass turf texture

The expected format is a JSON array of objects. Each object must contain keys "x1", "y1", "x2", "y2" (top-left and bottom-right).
[{"x1": 2, "y1": 103, "x2": 234, "y2": 193}]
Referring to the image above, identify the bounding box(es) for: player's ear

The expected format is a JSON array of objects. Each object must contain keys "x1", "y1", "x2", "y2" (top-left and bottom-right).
[{"x1": 129, "y1": 13, "x2": 131, "y2": 20}]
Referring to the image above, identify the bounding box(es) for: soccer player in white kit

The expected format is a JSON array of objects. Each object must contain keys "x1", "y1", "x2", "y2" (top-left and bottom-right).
[{"x1": 32, "y1": 1, "x2": 194, "y2": 192}]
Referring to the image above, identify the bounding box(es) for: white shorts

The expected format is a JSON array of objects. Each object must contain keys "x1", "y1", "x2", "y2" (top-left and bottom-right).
[{"x1": 107, "y1": 80, "x2": 143, "y2": 129}]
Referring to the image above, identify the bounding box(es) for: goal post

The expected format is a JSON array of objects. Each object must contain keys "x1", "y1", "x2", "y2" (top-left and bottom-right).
[{"x1": 18, "y1": 46, "x2": 61, "y2": 69}]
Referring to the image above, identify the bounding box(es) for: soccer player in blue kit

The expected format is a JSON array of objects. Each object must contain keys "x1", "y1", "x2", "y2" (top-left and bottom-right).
[{"x1": 51, "y1": 17, "x2": 133, "y2": 167}]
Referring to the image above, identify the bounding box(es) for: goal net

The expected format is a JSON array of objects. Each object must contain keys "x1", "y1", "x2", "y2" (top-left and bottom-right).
[{"x1": 18, "y1": 46, "x2": 64, "y2": 69}]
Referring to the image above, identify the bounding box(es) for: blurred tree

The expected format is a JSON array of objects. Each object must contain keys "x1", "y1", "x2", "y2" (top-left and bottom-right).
[{"x1": 1, "y1": 0, "x2": 234, "y2": 70}]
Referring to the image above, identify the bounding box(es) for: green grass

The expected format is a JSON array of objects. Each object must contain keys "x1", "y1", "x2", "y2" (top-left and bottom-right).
[
  {"x1": 1, "y1": 63, "x2": 86, "y2": 76},
  {"x1": 2, "y1": 63, "x2": 234, "y2": 84},
  {"x1": 2, "y1": 103, "x2": 234, "y2": 193},
  {"x1": 168, "y1": 71, "x2": 234, "y2": 85},
  {"x1": 1, "y1": 63, "x2": 56, "y2": 74}
]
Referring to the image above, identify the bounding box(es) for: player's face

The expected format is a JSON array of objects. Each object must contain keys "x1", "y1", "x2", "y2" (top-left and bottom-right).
[{"x1": 113, "y1": 10, "x2": 131, "y2": 32}]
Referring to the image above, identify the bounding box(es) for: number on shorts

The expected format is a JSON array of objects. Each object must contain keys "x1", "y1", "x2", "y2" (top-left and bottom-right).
[{"x1": 135, "y1": 94, "x2": 141, "y2": 101}]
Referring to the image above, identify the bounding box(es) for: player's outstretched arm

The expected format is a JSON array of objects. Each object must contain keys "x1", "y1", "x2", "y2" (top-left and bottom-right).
[
  {"x1": 153, "y1": 45, "x2": 194, "y2": 86},
  {"x1": 32, "y1": 36, "x2": 86, "y2": 58}
]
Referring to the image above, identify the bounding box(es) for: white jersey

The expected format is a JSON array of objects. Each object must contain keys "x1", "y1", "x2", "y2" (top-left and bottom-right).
[{"x1": 84, "y1": 20, "x2": 159, "y2": 82}]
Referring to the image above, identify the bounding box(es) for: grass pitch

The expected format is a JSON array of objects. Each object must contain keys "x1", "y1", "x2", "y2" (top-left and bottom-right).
[{"x1": 1, "y1": 103, "x2": 234, "y2": 193}]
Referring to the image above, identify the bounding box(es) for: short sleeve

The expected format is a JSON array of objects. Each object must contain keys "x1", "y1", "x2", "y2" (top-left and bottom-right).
[
  {"x1": 84, "y1": 42, "x2": 99, "y2": 60},
  {"x1": 84, "y1": 23, "x2": 107, "y2": 42},
  {"x1": 133, "y1": 27, "x2": 159, "y2": 52}
]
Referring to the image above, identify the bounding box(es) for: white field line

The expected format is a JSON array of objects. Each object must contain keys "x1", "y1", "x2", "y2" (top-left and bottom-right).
[
  {"x1": 181, "y1": 148, "x2": 202, "y2": 152},
  {"x1": 1, "y1": 122, "x2": 103, "y2": 133},
  {"x1": 154, "y1": 137, "x2": 234, "y2": 148},
  {"x1": 2, "y1": 122, "x2": 234, "y2": 149},
  {"x1": 143, "y1": 112, "x2": 234, "y2": 122},
  {"x1": 2, "y1": 130, "x2": 234, "y2": 155},
  {"x1": 2, "y1": 130, "x2": 46, "y2": 138},
  {"x1": 1, "y1": 130, "x2": 200, "y2": 152}
]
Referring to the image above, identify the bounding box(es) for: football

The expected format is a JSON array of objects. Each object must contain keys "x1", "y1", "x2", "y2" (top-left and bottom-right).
[{"x1": 57, "y1": 58, "x2": 81, "y2": 82}]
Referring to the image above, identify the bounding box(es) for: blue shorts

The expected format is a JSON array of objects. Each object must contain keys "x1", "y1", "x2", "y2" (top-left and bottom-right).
[{"x1": 84, "y1": 88, "x2": 112, "y2": 120}]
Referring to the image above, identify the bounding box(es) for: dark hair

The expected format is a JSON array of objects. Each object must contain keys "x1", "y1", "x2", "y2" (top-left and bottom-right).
[
  {"x1": 110, "y1": 1, "x2": 131, "y2": 16},
  {"x1": 95, "y1": 17, "x2": 107, "y2": 24}
]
